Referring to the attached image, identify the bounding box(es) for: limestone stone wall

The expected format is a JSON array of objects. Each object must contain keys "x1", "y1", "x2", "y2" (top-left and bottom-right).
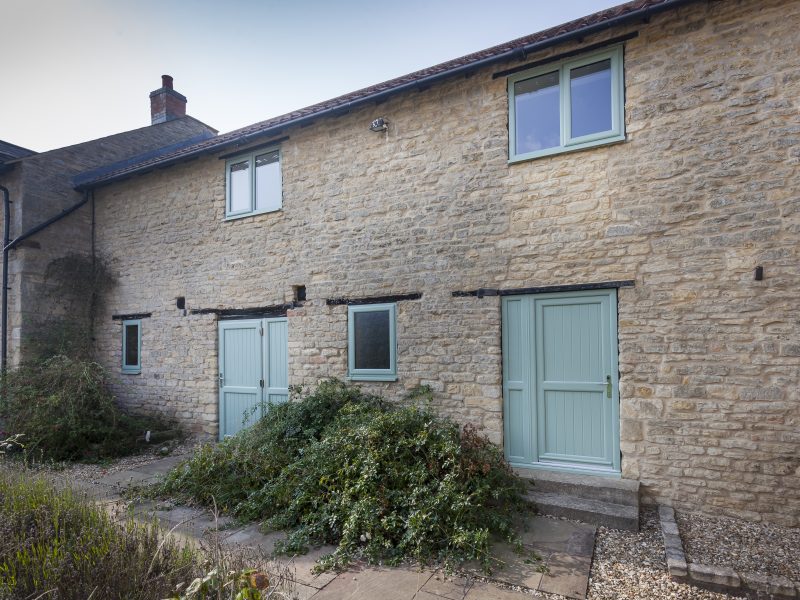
[
  {"x1": 100, "y1": 311, "x2": 219, "y2": 436},
  {"x1": 92, "y1": 0, "x2": 800, "y2": 525}
]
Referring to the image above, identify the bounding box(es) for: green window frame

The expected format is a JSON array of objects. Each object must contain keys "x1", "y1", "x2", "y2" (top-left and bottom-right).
[
  {"x1": 122, "y1": 319, "x2": 141, "y2": 374},
  {"x1": 347, "y1": 303, "x2": 397, "y2": 382},
  {"x1": 224, "y1": 147, "x2": 283, "y2": 219},
  {"x1": 508, "y1": 45, "x2": 625, "y2": 162}
]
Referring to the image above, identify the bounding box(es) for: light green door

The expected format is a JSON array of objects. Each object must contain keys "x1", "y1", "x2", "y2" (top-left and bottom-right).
[
  {"x1": 502, "y1": 290, "x2": 620, "y2": 474},
  {"x1": 218, "y1": 317, "x2": 288, "y2": 440}
]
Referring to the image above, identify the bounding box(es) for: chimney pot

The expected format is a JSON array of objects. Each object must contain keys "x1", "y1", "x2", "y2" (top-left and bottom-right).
[{"x1": 149, "y1": 74, "x2": 186, "y2": 125}]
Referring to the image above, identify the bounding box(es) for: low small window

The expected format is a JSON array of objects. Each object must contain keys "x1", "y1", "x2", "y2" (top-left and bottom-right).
[
  {"x1": 508, "y1": 45, "x2": 624, "y2": 162},
  {"x1": 225, "y1": 148, "x2": 282, "y2": 219},
  {"x1": 347, "y1": 303, "x2": 397, "y2": 381},
  {"x1": 122, "y1": 319, "x2": 141, "y2": 374}
]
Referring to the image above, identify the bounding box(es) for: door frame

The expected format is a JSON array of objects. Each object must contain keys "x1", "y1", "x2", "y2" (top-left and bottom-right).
[
  {"x1": 502, "y1": 289, "x2": 621, "y2": 477},
  {"x1": 218, "y1": 316, "x2": 288, "y2": 440}
]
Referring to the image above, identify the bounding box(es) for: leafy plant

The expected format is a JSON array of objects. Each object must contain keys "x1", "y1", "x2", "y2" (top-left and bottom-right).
[
  {"x1": 159, "y1": 380, "x2": 383, "y2": 515},
  {"x1": 0, "y1": 354, "x2": 172, "y2": 461},
  {"x1": 167, "y1": 567, "x2": 271, "y2": 600},
  {"x1": 158, "y1": 380, "x2": 531, "y2": 572}
]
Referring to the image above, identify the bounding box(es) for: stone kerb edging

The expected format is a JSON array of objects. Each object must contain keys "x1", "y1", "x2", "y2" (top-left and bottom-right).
[{"x1": 658, "y1": 506, "x2": 799, "y2": 599}]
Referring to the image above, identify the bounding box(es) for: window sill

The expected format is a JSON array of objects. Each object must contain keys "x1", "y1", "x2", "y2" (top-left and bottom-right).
[
  {"x1": 509, "y1": 134, "x2": 625, "y2": 165},
  {"x1": 346, "y1": 374, "x2": 398, "y2": 382},
  {"x1": 224, "y1": 207, "x2": 282, "y2": 222},
  {"x1": 121, "y1": 369, "x2": 141, "y2": 375}
]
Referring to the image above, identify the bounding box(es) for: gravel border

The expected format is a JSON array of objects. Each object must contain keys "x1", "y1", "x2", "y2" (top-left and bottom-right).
[
  {"x1": 23, "y1": 438, "x2": 201, "y2": 484},
  {"x1": 676, "y1": 511, "x2": 800, "y2": 582},
  {"x1": 659, "y1": 506, "x2": 799, "y2": 599},
  {"x1": 590, "y1": 507, "x2": 745, "y2": 599}
]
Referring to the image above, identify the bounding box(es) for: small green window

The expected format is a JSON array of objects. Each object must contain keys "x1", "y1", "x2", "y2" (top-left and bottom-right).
[
  {"x1": 347, "y1": 303, "x2": 397, "y2": 381},
  {"x1": 225, "y1": 148, "x2": 282, "y2": 219},
  {"x1": 122, "y1": 319, "x2": 141, "y2": 374},
  {"x1": 508, "y1": 45, "x2": 625, "y2": 162}
]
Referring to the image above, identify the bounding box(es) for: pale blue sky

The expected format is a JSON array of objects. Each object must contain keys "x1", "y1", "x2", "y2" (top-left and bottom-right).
[{"x1": 1, "y1": 0, "x2": 622, "y2": 151}]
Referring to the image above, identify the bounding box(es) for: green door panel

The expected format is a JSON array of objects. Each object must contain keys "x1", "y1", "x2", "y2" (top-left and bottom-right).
[
  {"x1": 219, "y1": 320, "x2": 263, "y2": 439},
  {"x1": 265, "y1": 318, "x2": 289, "y2": 405},
  {"x1": 542, "y1": 390, "x2": 607, "y2": 461},
  {"x1": 502, "y1": 296, "x2": 534, "y2": 464},
  {"x1": 502, "y1": 290, "x2": 620, "y2": 474},
  {"x1": 218, "y1": 317, "x2": 289, "y2": 440}
]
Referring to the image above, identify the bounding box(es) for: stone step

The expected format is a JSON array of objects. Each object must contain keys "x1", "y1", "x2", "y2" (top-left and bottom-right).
[
  {"x1": 515, "y1": 468, "x2": 640, "y2": 507},
  {"x1": 526, "y1": 490, "x2": 640, "y2": 531}
]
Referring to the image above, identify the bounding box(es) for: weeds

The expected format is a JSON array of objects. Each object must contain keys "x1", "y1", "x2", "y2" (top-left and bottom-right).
[
  {"x1": 0, "y1": 469, "x2": 195, "y2": 599},
  {"x1": 0, "y1": 469, "x2": 298, "y2": 600}
]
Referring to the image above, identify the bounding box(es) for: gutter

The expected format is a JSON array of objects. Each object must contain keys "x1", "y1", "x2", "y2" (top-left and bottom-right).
[
  {"x1": 76, "y1": 0, "x2": 699, "y2": 192},
  {"x1": 0, "y1": 189, "x2": 92, "y2": 371},
  {"x1": 1, "y1": 186, "x2": 9, "y2": 374},
  {"x1": 2, "y1": 191, "x2": 91, "y2": 253}
]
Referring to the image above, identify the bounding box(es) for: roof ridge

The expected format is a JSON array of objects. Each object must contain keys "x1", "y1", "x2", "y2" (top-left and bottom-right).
[
  {"x1": 72, "y1": 131, "x2": 217, "y2": 188},
  {"x1": 5, "y1": 115, "x2": 216, "y2": 164}
]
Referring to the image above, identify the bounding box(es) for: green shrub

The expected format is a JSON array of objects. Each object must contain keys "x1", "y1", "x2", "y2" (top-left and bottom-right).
[
  {"x1": 0, "y1": 469, "x2": 196, "y2": 600},
  {"x1": 160, "y1": 380, "x2": 382, "y2": 515},
  {"x1": 0, "y1": 355, "x2": 167, "y2": 461},
  {"x1": 160, "y1": 380, "x2": 531, "y2": 571}
]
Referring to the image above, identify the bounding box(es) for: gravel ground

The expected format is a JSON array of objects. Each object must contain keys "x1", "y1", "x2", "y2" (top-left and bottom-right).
[
  {"x1": 26, "y1": 438, "x2": 200, "y2": 483},
  {"x1": 676, "y1": 511, "x2": 800, "y2": 582},
  {"x1": 589, "y1": 508, "x2": 744, "y2": 600}
]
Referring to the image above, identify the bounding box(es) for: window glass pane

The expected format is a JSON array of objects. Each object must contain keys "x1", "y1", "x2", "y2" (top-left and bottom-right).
[
  {"x1": 229, "y1": 160, "x2": 250, "y2": 213},
  {"x1": 570, "y1": 59, "x2": 612, "y2": 138},
  {"x1": 514, "y1": 71, "x2": 560, "y2": 154},
  {"x1": 255, "y1": 151, "x2": 281, "y2": 212},
  {"x1": 124, "y1": 324, "x2": 139, "y2": 367},
  {"x1": 353, "y1": 310, "x2": 390, "y2": 370}
]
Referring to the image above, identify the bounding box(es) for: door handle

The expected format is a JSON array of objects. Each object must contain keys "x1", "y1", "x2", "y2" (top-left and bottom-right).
[
  {"x1": 606, "y1": 375, "x2": 612, "y2": 398},
  {"x1": 219, "y1": 372, "x2": 224, "y2": 388}
]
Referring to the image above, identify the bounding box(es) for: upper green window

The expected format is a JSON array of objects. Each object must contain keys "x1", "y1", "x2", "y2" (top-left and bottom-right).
[
  {"x1": 508, "y1": 46, "x2": 624, "y2": 162},
  {"x1": 347, "y1": 303, "x2": 397, "y2": 382},
  {"x1": 225, "y1": 148, "x2": 282, "y2": 219},
  {"x1": 122, "y1": 319, "x2": 141, "y2": 374}
]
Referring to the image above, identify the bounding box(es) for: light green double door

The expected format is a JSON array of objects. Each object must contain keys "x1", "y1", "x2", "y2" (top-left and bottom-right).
[
  {"x1": 218, "y1": 318, "x2": 288, "y2": 440},
  {"x1": 502, "y1": 290, "x2": 620, "y2": 474}
]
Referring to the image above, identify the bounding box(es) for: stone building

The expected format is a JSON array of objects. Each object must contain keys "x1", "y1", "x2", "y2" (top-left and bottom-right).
[
  {"x1": 17, "y1": 0, "x2": 800, "y2": 526},
  {"x1": 0, "y1": 77, "x2": 216, "y2": 367}
]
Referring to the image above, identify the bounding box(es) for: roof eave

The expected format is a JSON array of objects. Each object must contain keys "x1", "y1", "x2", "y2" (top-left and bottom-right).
[{"x1": 76, "y1": 0, "x2": 700, "y2": 192}]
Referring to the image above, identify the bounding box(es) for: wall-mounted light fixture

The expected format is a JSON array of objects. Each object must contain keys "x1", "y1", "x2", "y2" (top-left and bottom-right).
[{"x1": 369, "y1": 117, "x2": 388, "y2": 132}]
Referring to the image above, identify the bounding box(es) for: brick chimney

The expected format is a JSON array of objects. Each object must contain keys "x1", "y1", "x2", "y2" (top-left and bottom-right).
[{"x1": 149, "y1": 75, "x2": 187, "y2": 124}]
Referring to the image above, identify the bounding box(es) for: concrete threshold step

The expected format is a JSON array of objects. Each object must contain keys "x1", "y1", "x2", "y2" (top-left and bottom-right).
[
  {"x1": 515, "y1": 468, "x2": 640, "y2": 507},
  {"x1": 527, "y1": 490, "x2": 639, "y2": 531}
]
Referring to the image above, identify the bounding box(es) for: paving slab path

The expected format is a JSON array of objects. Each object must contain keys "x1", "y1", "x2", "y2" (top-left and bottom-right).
[{"x1": 48, "y1": 455, "x2": 596, "y2": 599}]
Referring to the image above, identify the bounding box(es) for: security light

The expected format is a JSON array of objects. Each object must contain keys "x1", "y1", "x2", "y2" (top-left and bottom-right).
[{"x1": 369, "y1": 117, "x2": 388, "y2": 132}]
